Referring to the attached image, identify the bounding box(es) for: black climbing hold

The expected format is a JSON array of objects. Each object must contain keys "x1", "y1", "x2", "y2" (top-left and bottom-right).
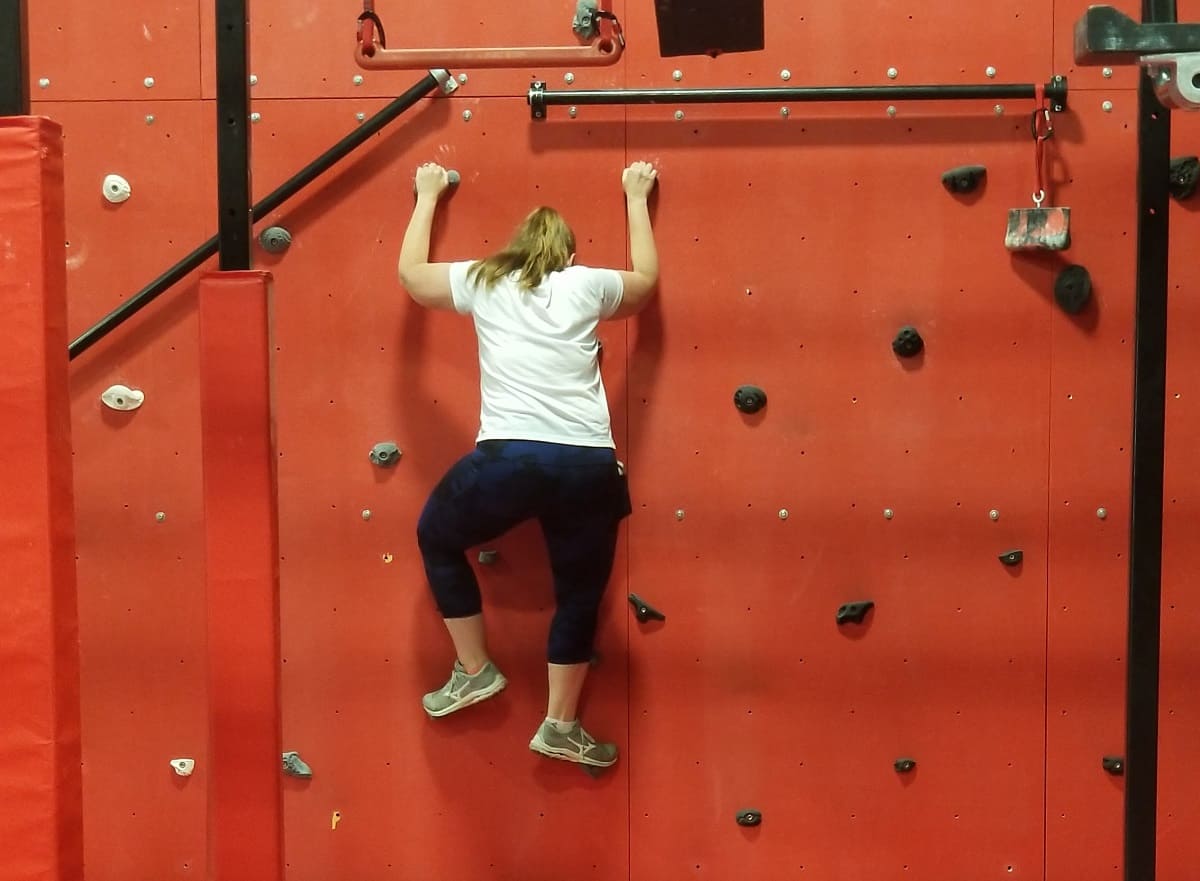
[
  {"x1": 735, "y1": 809, "x2": 763, "y2": 827},
  {"x1": 1054, "y1": 265, "x2": 1092, "y2": 315},
  {"x1": 836, "y1": 601, "x2": 874, "y2": 626},
  {"x1": 894, "y1": 758, "x2": 917, "y2": 774},
  {"x1": 734, "y1": 385, "x2": 767, "y2": 415},
  {"x1": 941, "y1": 164, "x2": 987, "y2": 195},
  {"x1": 628, "y1": 593, "x2": 666, "y2": 623},
  {"x1": 1169, "y1": 156, "x2": 1199, "y2": 201},
  {"x1": 1102, "y1": 756, "x2": 1125, "y2": 776},
  {"x1": 892, "y1": 326, "x2": 924, "y2": 358},
  {"x1": 369, "y1": 442, "x2": 402, "y2": 467},
  {"x1": 999, "y1": 549, "x2": 1024, "y2": 567},
  {"x1": 478, "y1": 549, "x2": 499, "y2": 565}
]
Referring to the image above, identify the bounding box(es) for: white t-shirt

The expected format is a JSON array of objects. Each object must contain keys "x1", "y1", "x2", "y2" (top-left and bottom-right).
[{"x1": 448, "y1": 261, "x2": 625, "y2": 448}]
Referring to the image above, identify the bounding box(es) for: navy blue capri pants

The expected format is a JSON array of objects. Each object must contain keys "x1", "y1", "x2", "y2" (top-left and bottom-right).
[{"x1": 416, "y1": 440, "x2": 633, "y2": 665}]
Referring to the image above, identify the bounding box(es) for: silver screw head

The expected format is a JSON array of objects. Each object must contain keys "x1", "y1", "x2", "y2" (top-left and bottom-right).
[
  {"x1": 989, "y1": 509, "x2": 1001, "y2": 522},
  {"x1": 249, "y1": 74, "x2": 258, "y2": 85},
  {"x1": 674, "y1": 109, "x2": 684, "y2": 120},
  {"x1": 887, "y1": 67, "x2": 899, "y2": 79},
  {"x1": 887, "y1": 105, "x2": 898, "y2": 117},
  {"x1": 675, "y1": 509, "x2": 685, "y2": 521},
  {"x1": 780, "y1": 106, "x2": 790, "y2": 118},
  {"x1": 884, "y1": 508, "x2": 895, "y2": 520},
  {"x1": 356, "y1": 112, "x2": 366, "y2": 122},
  {"x1": 362, "y1": 509, "x2": 372, "y2": 521},
  {"x1": 564, "y1": 72, "x2": 575, "y2": 84},
  {"x1": 144, "y1": 76, "x2": 156, "y2": 88},
  {"x1": 986, "y1": 66, "x2": 997, "y2": 78},
  {"x1": 38, "y1": 77, "x2": 50, "y2": 88},
  {"x1": 1097, "y1": 507, "x2": 1109, "y2": 520},
  {"x1": 778, "y1": 509, "x2": 790, "y2": 520},
  {"x1": 995, "y1": 104, "x2": 1005, "y2": 115},
  {"x1": 568, "y1": 106, "x2": 578, "y2": 118},
  {"x1": 145, "y1": 114, "x2": 156, "y2": 124},
  {"x1": 458, "y1": 73, "x2": 468, "y2": 84},
  {"x1": 353, "y1": 74, "x2": 364, "y2": 86},
  {"x1": 1103, "y1": 67, "x2": 1113, "y2": 78},
  {"x1": 673, "y1": 70, "x2": 683, "y2": 81},
  {"x1": 463, "y1": 109, "x2": 473, "y2": 121},
  {"x1": 250, "y1": 112, "x2": 261, "y2": 123},
  {"x1": 780, "y1": 69, "x2": 792, "y2": 81},
  {"x1": 1102, "y1": 100, "x2": 1114, "y2": 112},
  {"x1": 155, "y1": 512, "x2": 166, "y2": 522}
]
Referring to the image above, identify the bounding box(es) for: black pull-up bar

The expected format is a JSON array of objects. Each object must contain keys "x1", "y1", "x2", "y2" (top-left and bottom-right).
[
  {"x1": 68, "y1": 68, "x2": 455, "y2": 361},
  {"x1": 529, "y1": 76, "x2": 1069, "y2": 119}
]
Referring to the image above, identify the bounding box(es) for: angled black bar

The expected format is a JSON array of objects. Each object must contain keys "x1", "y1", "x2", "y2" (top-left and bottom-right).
[
  {"x1": 1124, "y1": 1, "x2": 1176, "y2": 878},
  {"x1": 1075, "y1": 4, "x2": 1200, "y2": 62},
  {"x1": 215, "y1": 0, "x2": 253, "y2": 270},
  {"x1": 68, "y1": 70, "x2": 448, "y2": 360},
  {"x1": 529, "y1": 78, "x2": 1069, "y2": 118},
  {"x1": 0, "y1": 0, "x2": 29, "y2": 116}
]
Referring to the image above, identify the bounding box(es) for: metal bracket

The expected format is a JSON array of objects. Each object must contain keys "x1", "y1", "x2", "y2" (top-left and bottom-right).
[
  {"x1": 530, "y1": 81, "x2": 548, "y2": 119},
  {"x1": 1074, "y1": 6, "x2": 1200, "y2": 64},
  {"x1": 1045, "y1": 75, "x2": 1068, "y2": 113},
  {"x1": 431, "y1": 68, "x2": 459, "y2": 96}
]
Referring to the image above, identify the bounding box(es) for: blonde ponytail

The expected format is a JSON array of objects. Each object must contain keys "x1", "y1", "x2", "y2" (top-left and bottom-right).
[{"x1": 467, "y1": 207, "x2": 577, "y2": 291}]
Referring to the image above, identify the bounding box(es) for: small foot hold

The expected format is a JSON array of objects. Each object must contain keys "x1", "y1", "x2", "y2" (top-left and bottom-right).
[{"x1": 282, "y1": 751, "x2": 313, "y2": 779}]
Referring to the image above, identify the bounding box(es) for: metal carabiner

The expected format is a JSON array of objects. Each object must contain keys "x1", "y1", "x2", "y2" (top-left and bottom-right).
[
  {"x1": 357, "y1": 1, "x2": 387, "y2": 52},
  {"x1": 1030, "y1": 106, "x2": 1053, "y2": 142},
  {"x1": 592, "y1": 10, "x2": 626, "y2": 49}
]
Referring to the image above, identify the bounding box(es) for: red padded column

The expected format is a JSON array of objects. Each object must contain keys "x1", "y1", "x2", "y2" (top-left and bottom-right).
[
  {"x1": 197, "y1": 271, "x2": 283, "y2": 881},
  {"x1": 0, "y1": 117, "x2": 84, "y2": 881}
]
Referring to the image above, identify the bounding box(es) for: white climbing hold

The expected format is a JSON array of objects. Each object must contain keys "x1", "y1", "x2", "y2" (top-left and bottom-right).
[
  {"x1": 170, "y1": 758, "x2": 196, "y2": 777},
  {"x1": 102, "y1": 174, "x2": 132, "y2": 204},
  {"x1": 101, "y1": 384, "x2": 145, "y2": 411}
]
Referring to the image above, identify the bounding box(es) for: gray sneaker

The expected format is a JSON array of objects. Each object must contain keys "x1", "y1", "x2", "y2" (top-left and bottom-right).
[
  {"x1": 422, "y1": 660, "x2": 507, "y2": 718},
  {"x1": 529, "y1": 720, "x2": 618, "y2": 767}
]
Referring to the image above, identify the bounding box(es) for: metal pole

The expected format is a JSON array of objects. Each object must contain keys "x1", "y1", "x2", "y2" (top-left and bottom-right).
[
  {"x1": 1124, "y1": 0, "x2": 1176, "y2": 879},
  {"x1": 528, "y1": 79, "x2": 1068, "y2": 117},
  {"x1": 0, "y1": 0, "x2": 29, "y2": 115},
  {"x1": 67, "y1": 71, "x2": 445, "y2": 360},
  {"x1": 215, "y1": 0, "x2": 253, "y2": 270}
]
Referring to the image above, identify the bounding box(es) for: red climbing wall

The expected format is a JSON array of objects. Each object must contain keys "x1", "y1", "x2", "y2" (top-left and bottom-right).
[{"x1": 22, "y1": 0, "x2": 1200, "y2": 879}]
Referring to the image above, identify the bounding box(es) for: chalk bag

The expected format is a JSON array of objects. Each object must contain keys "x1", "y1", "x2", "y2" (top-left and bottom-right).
[{"x1": 1005, "y1": 87, "x2": 1071, "y2": 252}]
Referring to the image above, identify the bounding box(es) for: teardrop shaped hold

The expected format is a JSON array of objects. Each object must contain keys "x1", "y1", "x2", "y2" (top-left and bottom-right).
[
  {"x1": 733, "y1": 385, "x2": 767, "y2": 414},
  {"x1": 892, "y1": 326, "x2": 924, "y2": 358},
  {"x1": 1054, "y1": 265, "x2": 1092, "y2": 315},
  {"x1": 941, "y1": 164, "x2": 987, "y2": 195},
  {"x1": 1169, "y1": 156, "x2": 1199, "y2": 200},
  {"x1": 836, "y1": 601, "x2": 874, "y2": 626}
]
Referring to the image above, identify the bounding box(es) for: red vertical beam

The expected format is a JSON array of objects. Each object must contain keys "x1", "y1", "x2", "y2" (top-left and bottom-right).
[
  {"x1": 0, "y1": 117, "x2": 83, "y2": 881},
  {"x1": 197, "y1": 270, "x2": 283, "y2": 881}
]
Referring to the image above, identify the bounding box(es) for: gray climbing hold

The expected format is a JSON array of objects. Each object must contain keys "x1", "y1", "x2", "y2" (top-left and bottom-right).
[
  {"x1": 282, "y1": 751, "x2": 313, "y2": 779},
  {"x1": 369, "y1": 442, "x2": 402, "y2": 467},
  {"x1": 259, "y1": 226, "x2": 292, "y2": 254}
]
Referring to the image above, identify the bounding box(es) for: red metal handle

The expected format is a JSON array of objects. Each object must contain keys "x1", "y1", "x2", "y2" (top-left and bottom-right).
[
  {"x1": 355, "y1": 37, "x2": 623, "y2": 70},
  {"x1": 354, "y1": 1, "x2": 624, "y2": 70}
]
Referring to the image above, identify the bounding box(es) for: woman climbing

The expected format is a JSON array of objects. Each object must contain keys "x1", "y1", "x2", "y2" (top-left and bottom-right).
[{"x1": 398, "y1": 160, "x2": 660, "y2": 767}]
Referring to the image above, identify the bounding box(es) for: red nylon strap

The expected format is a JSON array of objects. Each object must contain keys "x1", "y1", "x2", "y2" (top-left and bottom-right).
[{"x1": 1032, "y1": 84, "x2": 1052, "y2": 201}]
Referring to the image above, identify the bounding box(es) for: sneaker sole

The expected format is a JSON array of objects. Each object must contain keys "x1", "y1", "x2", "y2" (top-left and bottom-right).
[
  {"x1": 423, "y1": 675, "x2": 507, "y2": 718},
  {"x1": 529, "y1": 735, "x2": 618, "y2": 768}
]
